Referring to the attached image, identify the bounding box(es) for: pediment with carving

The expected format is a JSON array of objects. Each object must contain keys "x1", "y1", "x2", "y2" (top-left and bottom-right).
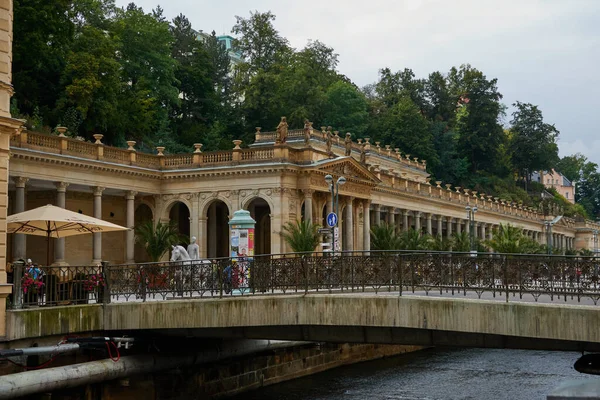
[{"x1": 312, "y1": 157, "x2": 380, "y2": 184}]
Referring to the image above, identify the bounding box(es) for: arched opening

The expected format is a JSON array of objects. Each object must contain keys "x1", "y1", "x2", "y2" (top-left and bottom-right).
[
  {"x1": 169, "y1": 202, "x2": 190, "y2": 243},
  {"x1": 301, "y1": 201, "x2": 306, "y2": 222},
  {"x1": 247, "y1": 198, "x2": 271, "y2": 255},
  {"x1": 206, "y1": 200, "x2": 229, "y2": 258},
  {"x1": 134, "y1": 204, "x2": 153, "y2": 263}
]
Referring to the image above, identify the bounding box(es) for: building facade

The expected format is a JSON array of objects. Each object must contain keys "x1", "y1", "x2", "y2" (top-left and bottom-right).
[
  {"x1": 532, "y1": 169, "x2": 575, "y2": 204},
  {"x1": 6, "y1": 124, "x2": 598, "y2": 266}
]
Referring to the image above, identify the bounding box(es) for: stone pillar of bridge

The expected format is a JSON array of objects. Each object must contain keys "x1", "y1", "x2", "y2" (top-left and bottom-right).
[
  {"x1": 425, "y1": 213, "x2": 433, "y2": 235},
  {"x1": 402, "y1": 210, "x2": 409, "y2": 232},
  {"x1": 446, "y1": 217, "x2": 453, "y2": 239},
  {"x1": 344, "y1": 197, "x2": 354, "y2": 252},
  {"x1": 91, "y1": 186, "x2": 104, "y2": 264},
  {"x1": 363, "y1": 200, "x2": 371, "y2": 252},
  {"x1": 125, "y1": 191, "x2": 136, "y2": 263},
  {"x1": 302, "y1": 189, "x2": 313, "y2": 224},
  {"x1": 414, "y1": 212, "x2": 422, "y2": 233},
  {"x1": 374, "y1": 204, "x2": 381, "y2": 226},
  {"x1": 12, "y1": 177, "x2": 28, "y2": 261},
  {"x1": 53, "y1": 182, "x2": 69, "y2": 265},
  {"x1": 436, "y1": 215, "x2": 443, "y2": 237}
]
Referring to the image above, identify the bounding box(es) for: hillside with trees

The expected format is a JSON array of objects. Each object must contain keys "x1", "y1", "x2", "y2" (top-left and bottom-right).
[{"x1": 11, "y1": 0, "x2": 600, "y2": 220}]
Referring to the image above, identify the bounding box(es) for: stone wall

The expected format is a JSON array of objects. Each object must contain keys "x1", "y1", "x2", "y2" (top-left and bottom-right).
[{"x1": 52, "y1": 343, "x2": 423, "y2": 400}]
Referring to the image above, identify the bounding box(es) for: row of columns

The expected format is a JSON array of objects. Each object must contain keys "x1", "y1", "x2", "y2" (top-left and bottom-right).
[{"x1": 11, "y1": 177, "x2": 138, "y2": 265}]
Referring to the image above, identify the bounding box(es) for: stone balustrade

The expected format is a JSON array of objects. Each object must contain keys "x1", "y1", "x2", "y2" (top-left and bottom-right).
[{"x1": 9, "y1": 130, "x2": 584, "y2": 226}]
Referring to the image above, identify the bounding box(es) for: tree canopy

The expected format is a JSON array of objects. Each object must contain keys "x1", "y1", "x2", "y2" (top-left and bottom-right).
[{"x1": 11, "y1": 5, "x2": 600, "y2": 219}]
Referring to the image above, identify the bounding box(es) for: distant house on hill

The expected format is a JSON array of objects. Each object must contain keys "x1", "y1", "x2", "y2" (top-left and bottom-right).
[{"x1": 531, "y1": 169, "x2": 575, "y2": 204}]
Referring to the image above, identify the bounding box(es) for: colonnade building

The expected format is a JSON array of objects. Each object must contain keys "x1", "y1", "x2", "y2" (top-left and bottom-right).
[{"x1": 6, "y1": 125, "x2": 599, "y2": 265}]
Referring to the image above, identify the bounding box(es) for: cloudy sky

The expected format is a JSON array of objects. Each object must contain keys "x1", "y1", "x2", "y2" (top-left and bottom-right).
[{"x1": 116, "y1": 0, "x2": 600, "y2": 165}]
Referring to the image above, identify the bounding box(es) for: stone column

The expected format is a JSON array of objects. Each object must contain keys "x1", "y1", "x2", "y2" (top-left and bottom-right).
[
  {"x1": 465, "y1": 219, "x2": 470, "y2": 234},
  {"x1": 374, "y1": 204, "x2": 381, "y2": 226},
  {"x1": 302, "y1": 189, "x2": 313, "y2": 224},
  {"x1": 208, "y1": 203, "x2": 217, "y2": 258},
  {"x1": 125, "y1": 191, "x2": 136, "y2": 263},
  {"x1": 456, "y1": 220, "x2": 462, "y2": 234},
  {"x1": 446, "y1": 217, "x2": 453, "y2": 239},
  {"x1": 92, "y1": 186, "x2": 104, "y2": 264},
  {"x1": 344, "y1": 197, "x2": 354, "y2": 252},
  {"x1": 414, "y1": 212, "x2": 422, "y2": 233},
  {"x1": 199, "y1": 217, "x2": 208, "y2": 258},
  {"x1": 402, "y1": 210, "x2": 409, "y2": 232},
  {"x1": 53, "y1": 182, "x2": 69, "y2": 265},
  {"x1": 363, "y1": 200, "x2": 370, "y2": 252},
  {"x1": 12, "y1": 177, "x2": 28, "y2": 261},
  {"x1": 488, "y1": 225, "x2": 494, "y2": 241},
  {"x1": 425, "y1": 213, "x2": 433, "y2": 235},
  {"x1": 388, "y1": 207, "x2": 395, "y2": 225},
  {"x1": 436, "y1": 215, "x2": 443, "y2": 237},
  {"x1": 481, "y1": 223, "x2": 486, "y2": 241}
]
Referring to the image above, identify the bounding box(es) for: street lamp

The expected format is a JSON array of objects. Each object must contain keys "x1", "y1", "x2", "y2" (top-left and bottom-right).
[
  {"x1": 544, "y1": 215, "x2": 563, "y2": 255},
  {"x1": 324, "y1": 174, "x2": 346, "y2": 254},
  {"x1": 465, "y1": 205, "x2": 478, "y2": 255}
]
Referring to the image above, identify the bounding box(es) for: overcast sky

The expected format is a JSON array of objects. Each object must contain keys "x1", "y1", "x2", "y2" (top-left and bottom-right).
[{"x1": 116, "y1": 0, "x2": 600, "y2": 166}]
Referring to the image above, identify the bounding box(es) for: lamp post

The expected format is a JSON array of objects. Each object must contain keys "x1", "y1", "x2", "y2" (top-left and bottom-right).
[
  {"x1": 324, "y1": 174, "x2": 346, "y2": 255},
  {"x1": 465, "y1": 205, "x2": 477, "y2": 255},
  {"x1": 545, "y1": 221, "x2": 553, "y2": 255}
]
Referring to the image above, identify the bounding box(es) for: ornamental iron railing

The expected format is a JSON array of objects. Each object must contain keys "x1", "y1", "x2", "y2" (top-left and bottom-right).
[{"x1": 9, "y1": 251, "x2": 600, "y2": 308}]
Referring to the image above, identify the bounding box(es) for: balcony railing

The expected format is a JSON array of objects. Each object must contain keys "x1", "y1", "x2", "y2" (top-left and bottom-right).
[{"x1": 10, "y1": 252, "x2": 600, "y2": 308}]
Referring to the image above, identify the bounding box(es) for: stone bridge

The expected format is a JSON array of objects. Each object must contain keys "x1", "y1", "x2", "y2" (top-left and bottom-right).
[
  {"x1": 6, "y1": 252, "x2": 600, "y2": 352},
  {"x1": 6, "y1": 294, "x2": 600, "y2": 352}
]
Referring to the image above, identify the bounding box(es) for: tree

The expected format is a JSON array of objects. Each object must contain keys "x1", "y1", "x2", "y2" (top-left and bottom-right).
[
  {"x1": 370, "y1": 223, "x2": 402, "y2": 251},
  {"x1": 135, "y1": 221, "x2": 184, "y2": 262},
  {"x1": 231, "y1": 11, "x2": 290, "y2": 74},
  {"x1": 509, "y1": 102, "x2": 559, "y2": 187},
  {"x1": 451, "y1": 65, "x2": 505, "y2": 175},
  {"x1": 485, "y1": 224, "x2": 542, "y2": 254},
  {"x1": 322, "y1": 81, "x2": 369, "y2": 136},
  {"x1": 373, "y1": 96, "x2": 439, "y2": 168},
  {"x1": 113, "y1": 4, "x2": 178, "y2": 144},
  {"x1": 399, "y1": 229, "x2": 432, "y2": 250},
  {"x1": 280, "y1": 220, "x2": 321, "y2": 253}
]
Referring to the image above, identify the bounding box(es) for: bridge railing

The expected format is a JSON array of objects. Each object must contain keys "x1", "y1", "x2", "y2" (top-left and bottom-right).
[{"x1": 9, "y1": 251, "x2": 600, "y2": 308}]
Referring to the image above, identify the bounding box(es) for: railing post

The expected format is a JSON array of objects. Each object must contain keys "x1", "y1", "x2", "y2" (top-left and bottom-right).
[
  {"x1": 101, "y1": 261, "x2": 111, "y2": 304},
  {"x1": 193, "y1": 143, "x2": 203, "y2": 166},
  {"x1": 504, "y1": 256, "x2": 509, "y2": 303},
  {"x1": 12, "y1": 261, "x2": 24, "y2": 309},
  {"x1": 94, "y1": 134, "x2": 104, "y2": 160},
  {"x1": 302, "y1": 256, "x2": 308, "y2": 294},
  {"x1": 397, "y1": 254, "x2": 403, "y2": 297},
  {"x1": 127, "y1": 141, "x2": 137, "y2": 165}
]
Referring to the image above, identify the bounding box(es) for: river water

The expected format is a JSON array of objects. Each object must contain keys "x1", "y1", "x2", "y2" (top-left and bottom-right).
[{"x1": 231, "y1": 348, "x2": 588, "y2": 400}]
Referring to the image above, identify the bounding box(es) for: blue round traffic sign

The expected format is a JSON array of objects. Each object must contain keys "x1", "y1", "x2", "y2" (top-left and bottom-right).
[{"x1": 326, "y1": 212, "x2": 338, "y2": 227}]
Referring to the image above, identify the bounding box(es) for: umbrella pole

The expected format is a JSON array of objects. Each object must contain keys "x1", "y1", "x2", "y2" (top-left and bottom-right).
[{"x1": 46, "y1": 225, "x2": 50, "y2": 266}]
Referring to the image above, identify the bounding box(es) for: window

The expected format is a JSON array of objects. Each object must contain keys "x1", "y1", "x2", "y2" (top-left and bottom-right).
[{"x1": 566, "y1": 192, "x2": 569, "y2": 199}]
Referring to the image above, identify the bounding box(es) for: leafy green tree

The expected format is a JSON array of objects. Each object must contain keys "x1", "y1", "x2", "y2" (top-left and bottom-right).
[
  {"x1": 451, "y1": 231, "x2": 471, "y2": 252},
  {"x1": 485, "y1": 223, "x2": 542, "y2": 254},
  {"x1": 280, "y1": 220, "x2": 321, "y2": 253},
  {"x1": 169, "y1": 14, "x2": 214, "y2": 148},
  {"x1": 113, "y1": 4, "x2": 178, "y2": 144},
  {"x1": 509, "y1": 102, "x2": 559, "y2": 187},
  {"x1": 322, "y1": 81, "x2": 369, "y2": 136},
  {"x1": 430, "y1": 234, "x2": 451, "y2": 251},
  {"x1": 556, "y1": 153, "x2": 587, "y2": 183},
  {"x1": 373, "y1": 96, "x2": 439, "y2": 169},
  {"x1": 399, "y1": 229, "x2": 432, "y2": 250},
  {"x1": 450, "y1": 65, "x2": 506, "y2": 176},
  {"x1": 135, "y1": 221, "x2": 184, "y2": 262},
  {"x1": 370, "y1": 223, "x2": 402, "y2": 251},
  {"x1": 231, "y1": 11, "x2": 290, "y2": 74}
]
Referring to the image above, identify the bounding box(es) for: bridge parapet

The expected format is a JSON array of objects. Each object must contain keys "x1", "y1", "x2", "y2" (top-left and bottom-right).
[{"x1": 10, "y1": 252, "x2": 600, "y2": 309}]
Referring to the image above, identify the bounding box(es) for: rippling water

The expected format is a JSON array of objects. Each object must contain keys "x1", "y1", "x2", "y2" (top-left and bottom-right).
[{"x1": 230, "y1": 348, "x2": 587, "y2": 400}]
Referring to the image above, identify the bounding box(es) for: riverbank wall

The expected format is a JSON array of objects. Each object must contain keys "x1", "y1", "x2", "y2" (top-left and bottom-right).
[{"x1": 42, "y1": 343, "x2": 424, "y2": 399}]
